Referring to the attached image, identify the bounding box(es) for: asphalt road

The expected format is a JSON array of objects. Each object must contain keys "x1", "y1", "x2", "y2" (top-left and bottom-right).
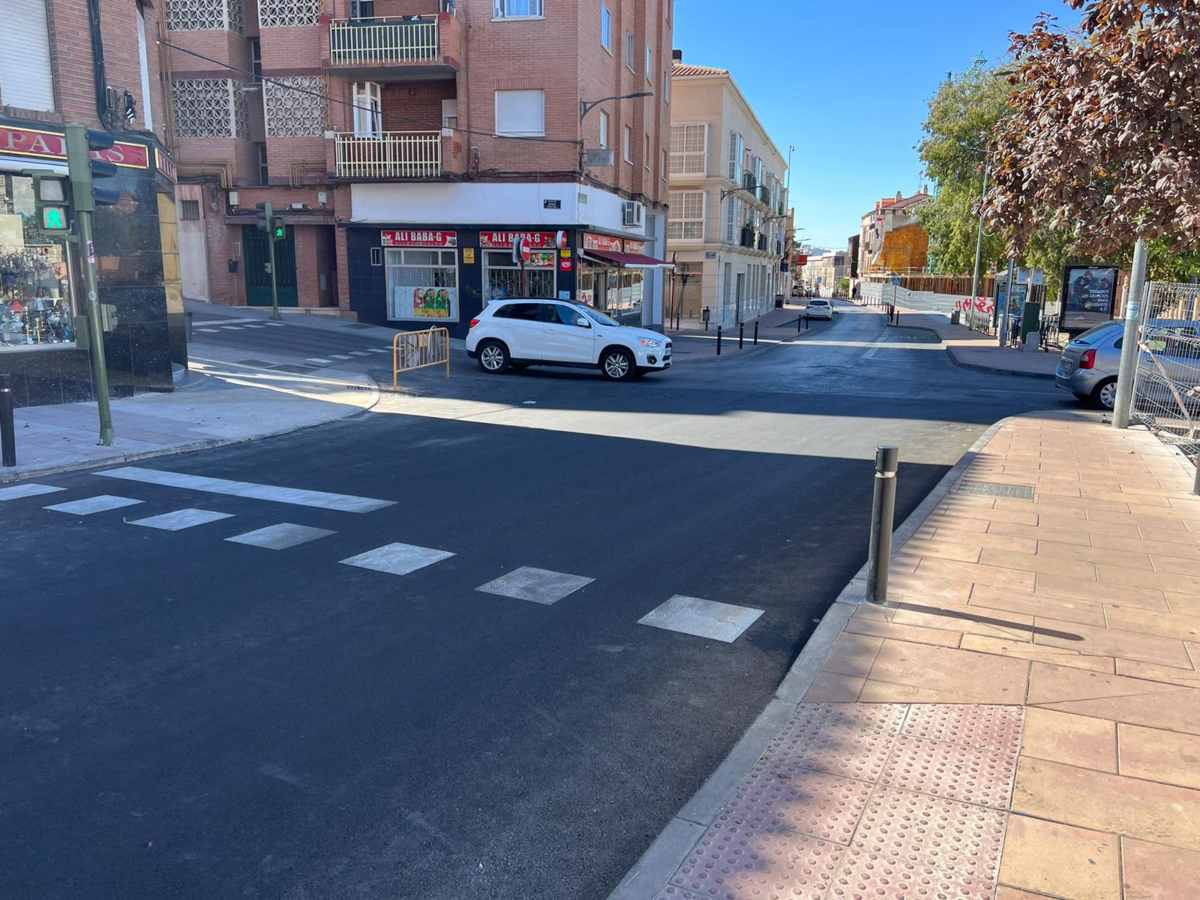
[{"x1": 1, "y1": 304, "x2": 1072, "y2": 899}]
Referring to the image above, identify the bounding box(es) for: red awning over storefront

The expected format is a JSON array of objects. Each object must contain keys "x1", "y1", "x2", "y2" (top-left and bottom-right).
[{"x1": 581, "y1": 249, "x2": 674, "y2": 269}]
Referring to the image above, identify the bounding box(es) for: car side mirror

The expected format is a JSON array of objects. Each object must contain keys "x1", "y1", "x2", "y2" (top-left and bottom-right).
[{"x1": 575, "y1": 316, "x2": 592, "y2": 328}]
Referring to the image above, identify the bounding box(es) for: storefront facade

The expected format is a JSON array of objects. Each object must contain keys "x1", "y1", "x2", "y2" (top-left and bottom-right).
[{"x1": 0, "y1": 118, "x2": 183, "y2": 407}]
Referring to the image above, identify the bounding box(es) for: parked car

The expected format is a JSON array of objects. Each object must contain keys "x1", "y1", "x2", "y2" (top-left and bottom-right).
[
  {"x1": 1056, "y1": 319, "x2": 1200, "y2": 411},
  {"x1": 805, "y1": 298, "x2": 834, "y2": 320},
  {"x1": 466, "y1": 299, "x2": 671, "y2": 381}
]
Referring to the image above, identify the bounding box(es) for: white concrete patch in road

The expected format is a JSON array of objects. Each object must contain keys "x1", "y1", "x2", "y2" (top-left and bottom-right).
[
  {"x1": 226, "y1": 523, "x2": 335, "y2": 550},
  {"x1": 638, "y1": 595, "x2": 764, "y2": 643},
  {"x1": 195, "y1": 329, "x2": 219, "y2": 335},
  {"x1": 129, "y1": 508, "x2": 235, "y2": 531},
  {"x1": 45, "y1": 495, "x2": 144, "y2": 516},
  {"x1": 263, "y1": 322, "x2": 286, "y2": 327},
  {"x1": 306, "y1": 358, "x2": 333, "y2": 365},
  {"x1": 0, "y1": 483, "x2": 65, "y2": 502},
  {"x1": 243, "y1": 324, "x2": 265, "y2": 329},
  {"x1": 340, "y1": 542, "x2": 454, "y2": 576},
  {"x1": 368, "y1": 348, "x2": 391, "y2": 353},
  {"x1": 348, "y1": 351, "x2": 372, "y2": 357},
  {"x1": 476, "y1": 567, "x2": 594, "y2": 605},
  {"x1": 222, "y1": 326, "x2": 245, "y2": 331},
  {"x1": 97, "y1": 466, "x2": 395, "y2": 513},
  {"x1": 330, "y1": 355, "x2": 353, "y2": 361}
]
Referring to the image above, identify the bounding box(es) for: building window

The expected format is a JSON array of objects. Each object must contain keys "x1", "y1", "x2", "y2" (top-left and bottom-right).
[
  {"x1": 646, "y1": 46, "x2": 653, "y2": 83},
  {"x1": 258, "y1": 0, "x2": 321, "y2": 28},
  {"x1": 668, "y1": 191, "x2": 704, "y2": 241},
  {"x1": 136, "y1": 2, "x2": 155, "y2": 129},
  {"x1": 263, "y1": 75, "x2": 327, "y2": 137},
  {"x1": 166, "y1": 0, "x2": 243, "y2": 31},
  {"x1": 1, "y1": 2, "x2": 56, "y2": 111},
  {"x1": 600, "y1": 5, "x2": 612, "y2": 51},
  {"x1": 725, "y1": 196, "x2": 739, "y2": 243},
  {"x1": 350, "y1": 0, "x2": 375, "y2": 16},
  {"x1": 0, "y1": 177, "x2": 76, "y2": 350},
  {"x1": 625, "y1": 32, "x2": 635, "y2": 70},
  {"x1": 249, "y1": 38, "x2": 262, "y2": 78},
  {"x1": 493, "y1": 0, "x2": 543, "y2": 18},
  {"x1": 180, "y1": 200, "x2": 201, "y2": 221},
  {"x1": 623, "y1": 126, "x2": 633, "y2": 164},
  {"x1": 173, "y1": 78, "x2": 247, "y2": 138},
  {"x1": 484, "y1": 250, "x2": 556, "y2": 300},
  {"x1": 385, "y1": 248, "x2": 459, "y2": 322},
  {"x1": 256, "y1": 142, "x2": 269, "y2": 184},
  {"x1": 670, "y1": 122, "x2": 706, "y2": 175},
  {"x1": 352, "y1": 81, "x2": 382, "y2": 137},
  {"x1": 728, "y1": 132, "x2": 744, "y2": 182},
  {"x1": 442, "y1": 98, "x2": 458, "y2": 129},
  {"x1": 495, "y1": 90, "x2": 545, "y2": 137},
  {"x1": 598, "y1": 110, "x2": 609, "y2": 148}
]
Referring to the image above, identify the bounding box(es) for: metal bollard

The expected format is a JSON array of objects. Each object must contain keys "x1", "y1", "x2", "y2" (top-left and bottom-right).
[
  {"x1": 1, "y1": 373, "x2": 16, "y2": 467},
  {"x1": 797, "y1": 314, "x2": 803, "y2": 334},
  {"x1": 804, "y1": 314, "x2": 810, "y2": 331},
  {"x1": 185, "y1": 311, "x2": 193, "y2": 343},
  {"x1": 753, "y1": 321, "x2": 759, "y2": 345},
  {"x1": 866, "y1": 446, "x2": 900, "y2": 604},
  {"x1": 716, "y1": 325, "x2": 722, "y2": 356},
  {"x1": 739, "y1": 322, "x2": 744, "y2": 349}
]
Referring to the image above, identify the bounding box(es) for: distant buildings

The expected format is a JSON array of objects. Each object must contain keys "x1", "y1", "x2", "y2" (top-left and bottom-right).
[
  {"x1": 666, "y1": 53, "x2": 791, "y2": 327},
  {"x1": 802, "y1": 250, "x2": 849, "y2": 298},
  {"x1": 858, "y1": 190, "x2": 932, "y2": 276}
]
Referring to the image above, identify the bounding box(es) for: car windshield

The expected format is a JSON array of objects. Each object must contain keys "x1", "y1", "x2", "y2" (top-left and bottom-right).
[
  {"x1": 809, "y1": 300, "x2": 828, "y2": 306},
  {"x1": 1071, "y1": 323, "x2": 1121, "y2": 346},
  {"x1": 578, "y1": 305, "x2": 620, "y2": 328}
]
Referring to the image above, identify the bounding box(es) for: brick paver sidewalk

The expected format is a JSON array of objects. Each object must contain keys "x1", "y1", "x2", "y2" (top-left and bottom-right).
[{"x1": 626, "y1": 412, "x2": 1200, "y2": 900}]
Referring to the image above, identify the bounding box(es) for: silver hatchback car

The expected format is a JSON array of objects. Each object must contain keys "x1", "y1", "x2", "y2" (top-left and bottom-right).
[{"x1": 1056, "y1": 322, "x2": 1124, "y2": 410}]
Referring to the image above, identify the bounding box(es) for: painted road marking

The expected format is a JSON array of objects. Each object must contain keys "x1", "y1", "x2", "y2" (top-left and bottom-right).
[
  {"x1": 97, "y1": 466, "x2": 395, "y2": 513},
  {"x1": 348, "y1": 351, "x2": 372, "y2": 356},
  {"x1": 45, "y1": 495, "x2": 144, "y2": 516},
  {"x1": 226, "y1": 523, "x2": 335, "y2": 550},
  {"x1": 330, "y1": 354, "x2": 353, "y2": 361},
  {"x1": 637, "y1": 595, "x2": 764, "y2": 643},
  {"x1": 306, "y1": 358, "x2": 333, "y2": 365},
  {"x1": 0, "y1": 483, "x2": 65, "y2": 502},
  {"x1": 195, "y1": 329, "x2": 219, "y2": 335},
  {"x1": 129, "y1": 508, "x2": 235, "y2": 531},
  {"x1": 476, "y1": 567, "x2": 594, "y2": 606},
  {"x1": 222, "y1": 326, "x2": 245, "y2": 331},
  {"x1": 243, "y1": 324, "x2": 265, "y2": 329},
  {"x1": 340, "y1": 543, "x2": 454, "y2": 576},
  {"x1": 264, "y1": 322, "x2": 286, "y2": 326},
  {"x1": 368, "y1": 348, "x2": 391, "y2": 353}
]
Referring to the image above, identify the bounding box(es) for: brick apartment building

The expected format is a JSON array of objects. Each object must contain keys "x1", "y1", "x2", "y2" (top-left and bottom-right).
[
  {"x1": 1, "y1": 0, "x2": 183, "y2": 406},
  {"x1": 665, "y1": 55, "x2": 791, "y2": 328},
  {"x1": 167, "y1": 0, "x2": 675, "y2": 336}
]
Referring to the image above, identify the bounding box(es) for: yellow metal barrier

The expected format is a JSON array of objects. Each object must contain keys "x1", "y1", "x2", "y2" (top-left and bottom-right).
[{"x1": 393, "y1": 326, "x2": 450, "y2": 385}]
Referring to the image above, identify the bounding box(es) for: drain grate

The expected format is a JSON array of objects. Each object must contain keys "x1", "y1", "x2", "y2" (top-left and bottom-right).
[{"x1": 955, "y1": 481, "x2": 1035, "y2": 500}]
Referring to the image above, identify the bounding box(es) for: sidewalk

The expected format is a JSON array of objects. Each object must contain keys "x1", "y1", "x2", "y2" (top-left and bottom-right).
[
  {"x1": 881, "y1": 304, "x2": 1060, "y2": 379},
  {"x1": 1, "y1": 360, "x2": 378, "y2": 484},
  {"x1": 615, "y1": 411, "x2": 1200, "y2": 900},
  {"x1": 668, "y1": 304, "x2": 811, "y2": 341}
]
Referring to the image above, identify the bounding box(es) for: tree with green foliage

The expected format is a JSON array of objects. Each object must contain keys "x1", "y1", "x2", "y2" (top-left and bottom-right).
[{"x1": 917, "y1": 61, "x2": 1011, "y2": 276}]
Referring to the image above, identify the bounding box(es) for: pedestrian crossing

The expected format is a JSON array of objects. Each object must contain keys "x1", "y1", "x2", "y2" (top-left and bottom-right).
[{"x1": 5, "y1": 469, "x2": 765, "y2": 645}]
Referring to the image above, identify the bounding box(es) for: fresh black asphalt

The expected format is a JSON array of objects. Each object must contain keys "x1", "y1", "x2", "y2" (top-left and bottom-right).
[{"x1": 1, "y1": 305, "x2": 1072, "y2": 898}]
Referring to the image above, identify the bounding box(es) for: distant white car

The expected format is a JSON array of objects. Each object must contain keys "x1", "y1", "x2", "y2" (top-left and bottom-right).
[
  {"x1": 805, "y1": 299, "x2": 834, "y2": 320},
  {"x1": 466, "y1": 299, "x2": 672, "y2": 381}
]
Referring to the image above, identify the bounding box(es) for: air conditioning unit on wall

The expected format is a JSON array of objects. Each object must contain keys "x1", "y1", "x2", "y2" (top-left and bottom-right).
[{"x1": 623, "y1": 200, "x2": 645, "y2": 228}]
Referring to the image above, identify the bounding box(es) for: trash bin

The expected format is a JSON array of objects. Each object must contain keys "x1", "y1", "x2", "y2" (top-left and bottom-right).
[{"x1": 774, "y1": 294, "x2": 784, "y2": 309}]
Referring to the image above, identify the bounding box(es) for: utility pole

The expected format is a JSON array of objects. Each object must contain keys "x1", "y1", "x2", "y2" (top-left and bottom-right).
[
  {"x1": 66, "y1": 124, "x2": 115, "y2": 447},
  {"x1": 970, "y1": 155, "x2": 991, "y2": 306},
  {"x1": 1112, "y1": 237, "x2": 1149, "y2": 428},
  {"x1": 999, "y1": 258, "x2": 1016, "y2": 347}
]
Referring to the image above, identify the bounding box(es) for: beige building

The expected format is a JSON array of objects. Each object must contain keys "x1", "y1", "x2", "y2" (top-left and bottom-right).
[
  {"x1": 858, "y1": 189, "x2": 931, "y2": 277},
  {"x1": 666, "y1": 54, "x2": 789, "y2": 328},
  {"x1": 801, "y1": 250, "x2": 849, "y2": 298}
]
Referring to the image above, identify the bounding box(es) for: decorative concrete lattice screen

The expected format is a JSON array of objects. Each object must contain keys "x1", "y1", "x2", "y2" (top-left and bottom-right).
[
  {"x1": 258, "y1": 0, "x2": 321, "y2": 28},
  {"x1": 172, "y1": 79, "x2": 247, "y2": 138},
  {"x1": 165, "y1": 0, "x2": 243, "y2": 32},
  {"x1": 263, "y1": 76, "x2": 328, "y2": 137}
]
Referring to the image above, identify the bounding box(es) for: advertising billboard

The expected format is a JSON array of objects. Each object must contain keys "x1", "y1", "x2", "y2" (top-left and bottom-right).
[{"x1": 1061, "y1": 265, "x2": 1118, "y2": 333}]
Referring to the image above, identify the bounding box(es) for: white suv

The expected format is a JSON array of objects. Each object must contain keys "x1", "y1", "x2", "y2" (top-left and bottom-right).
[{"x1": 466, "y1": 300, "x2": 672, "y2": 381}]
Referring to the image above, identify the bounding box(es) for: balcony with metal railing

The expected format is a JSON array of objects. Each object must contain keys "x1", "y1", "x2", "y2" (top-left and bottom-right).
[
  {"x1": 326, "y1": 14, "x2": 461, "y2": 78},
  {"x1": 333, "y1": 131, "x2": 445, "y2": 180}
]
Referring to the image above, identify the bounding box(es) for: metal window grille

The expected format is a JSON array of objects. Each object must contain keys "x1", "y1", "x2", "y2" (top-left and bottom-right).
[
  {"x1": 258, "y1": 0, "x2": 321, "y2": 28},
  {"x1": 172, "y1": 78, "x2": 246, "y2": 138},
  {"x1": 263, "y1": 76, "x2": 328, "y2": 137},
  {"x1": 166, "y1": 0, "x2": 243, "y2": 31},
  {"x1": 1132, "y1": 281, "x2": 1200, "y2": 466}
]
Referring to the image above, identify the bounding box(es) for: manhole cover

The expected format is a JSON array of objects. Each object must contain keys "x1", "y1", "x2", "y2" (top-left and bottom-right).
[{"x1": 955, "y1": 481, "x2": 1035, "y2": 500}]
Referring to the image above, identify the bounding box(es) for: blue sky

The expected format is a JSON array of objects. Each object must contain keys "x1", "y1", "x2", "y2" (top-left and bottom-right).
[{"x1": 673, "y1": 1, "x2": 1078, "y2": 250}]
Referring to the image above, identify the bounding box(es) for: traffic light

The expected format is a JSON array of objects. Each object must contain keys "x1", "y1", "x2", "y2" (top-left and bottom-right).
[
  {"x1": 65, "y1": 125, "x2": 123, "y2": 211},
  {"x1": 255, "y1": 202, "x2": 287, "y2": 242},
  {"x1": 272, "y1": 217, "x2": 286, "y2": 242},
  {"x1": 32, "y1": 175, "x2": 69, "y2": 231}
]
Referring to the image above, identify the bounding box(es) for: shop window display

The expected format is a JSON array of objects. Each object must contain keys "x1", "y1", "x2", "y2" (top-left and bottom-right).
[
  {"x1": 385, "y1": 248, "x2": 458, "y2": 321},
  {"x1": 483, "y1": 250, "x2": 556, "y2": 301},
  {"x1": 1, "y1": 175, "x2": 75, "y2": 350}
]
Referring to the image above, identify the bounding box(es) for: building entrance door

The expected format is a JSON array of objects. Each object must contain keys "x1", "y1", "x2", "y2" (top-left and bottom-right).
[{"x1": 243, "y1": 226, "x2": 299, "y2": 307}]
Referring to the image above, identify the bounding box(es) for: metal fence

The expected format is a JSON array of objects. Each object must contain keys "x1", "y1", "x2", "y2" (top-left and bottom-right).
[
  {"x1": 393, "y1": 326, "x2": 451, "y2": 385},
  {"x1": 1132, "y1": 281, "x2": 1200, "y2": 466}
]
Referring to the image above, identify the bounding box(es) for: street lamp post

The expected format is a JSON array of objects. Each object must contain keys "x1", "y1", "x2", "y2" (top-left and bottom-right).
[{"x1": 580, "y1": 91, "x2": 653, "y2": 122}]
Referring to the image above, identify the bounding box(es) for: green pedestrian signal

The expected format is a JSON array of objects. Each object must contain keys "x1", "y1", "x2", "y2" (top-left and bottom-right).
[
  {"x1": 42, "y1": 206, "x2": 68, "y2": 230},
  {"x1": 31, "y1": 175, "x2": 70, "y2": 231},
  {"x1": 272, "y1": 219, "x2": 286, "y2": 241}
]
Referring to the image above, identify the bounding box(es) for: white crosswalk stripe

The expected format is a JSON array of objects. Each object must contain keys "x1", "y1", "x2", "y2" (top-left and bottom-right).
[
  {"x1": 306, "y1": 358, "x2": 332, "y2": 365},
  {"x1": 0, "y1": 483, "x2": 64, "y2": 502},
  {"x1": 638, "y1": 595, "x2": 763, "y2": 643},
  {"x1": 226, "y1": 523, "x2": 335, "y2": 550},
  {"x1": 129, "y1": 508, "x2": 234, "y2": 531},
  {"x1": 97, "y1": 466, "x2": 395, "y2": 512},
  {"x1": 476, "y1": 567, "x2": 594, "y2": 605},
  {"x1": 330, "y1": 354, "x2": 353, "y2": 360},
  {"x1": 341, "y1": 543, "x2": 454, "y2": 576},
  {"x1": 45, "y1": 495, "x2": 143, "y2": 516}
]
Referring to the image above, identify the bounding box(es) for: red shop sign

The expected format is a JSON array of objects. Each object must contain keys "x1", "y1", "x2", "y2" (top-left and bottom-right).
[
  {"x1": 623, "y1": 239, "x2": 648, "y2": 255},
  {"x1": 583, "y1": 232, "x2": 623, "y2": 253},
  {"x1": 381, "y1": 230, "x2": 458, "y2": 248},
  {"x1": 479, "y1": 230, "x2": 555, "y2": 250},
  {"x1": 0, "y1": 124, "x2": 150, "y2": 169}
]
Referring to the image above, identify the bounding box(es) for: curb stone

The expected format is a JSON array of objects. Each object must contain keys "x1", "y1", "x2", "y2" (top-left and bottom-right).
[{"x1": 607, "y1": 413, "x2": 1017, "y2": 900}]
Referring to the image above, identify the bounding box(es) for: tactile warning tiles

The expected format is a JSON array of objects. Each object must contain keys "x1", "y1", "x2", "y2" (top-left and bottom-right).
[
  {"x1": 669, "y1": 825, "x2": 844, "y2": 900},
  {"x1": 850, "y1": 787, "x2": 1008, "y2": 884},
  {"x1": 901, "y1": 704, "x2": 1025, "y2": 754},
  {"x1": 881, "y1": 735, "x2": 1020, "y2": 810},
  {"x1": 761, "y1": 703, "x2": 908, "y2": 783},
  {"x1": 828, "y1": 847, "x2": 994, "y2": 899},
  {"x1": 719, "y1": 767, "x2": 873, "y2": 846}
]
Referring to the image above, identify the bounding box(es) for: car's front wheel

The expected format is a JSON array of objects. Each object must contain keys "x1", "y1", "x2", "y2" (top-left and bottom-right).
[
  {"x1": 1092, "y1": 378, "x2": 1118, "y2": 411},
  {"x1": 477, "y1": 340, "x2": 510, "y2": 374},
  {"x1": 600, "y1": 347, "x2": 635, "y2": 381}
]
